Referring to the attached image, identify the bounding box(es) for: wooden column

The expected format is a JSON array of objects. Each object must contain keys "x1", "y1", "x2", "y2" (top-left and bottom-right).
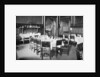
[
  {"x1": 56, "y1": 16, "x2": 58, "y2": 37},
  {"x1": 58, "y1": 16, "x2": 60, "y2": 36},
  {"x1": 42, "y1": 16, "x2": 43, "y2": 24},
  {"x1": 44, "y1": 16, "x2": 45, "y2": 35}
]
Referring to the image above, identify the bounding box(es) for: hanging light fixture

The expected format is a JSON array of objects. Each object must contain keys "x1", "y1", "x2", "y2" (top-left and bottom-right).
[{"x1": 70, "y1": 28, "x2": 72, "y2": 31}]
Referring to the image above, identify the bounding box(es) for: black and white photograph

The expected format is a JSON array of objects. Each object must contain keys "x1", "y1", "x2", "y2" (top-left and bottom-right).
[
  {"x1": 16, "y1": 16, "x2": 83, "y2": 60},
  {"x1": 5, "y1": 5, "x2": 95, "y2": 72}
]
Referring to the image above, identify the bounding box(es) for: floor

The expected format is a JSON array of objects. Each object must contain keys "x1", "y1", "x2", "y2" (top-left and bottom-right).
[{"x1": 16, "y1": 43, "x2": 77, "y2": 60}]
